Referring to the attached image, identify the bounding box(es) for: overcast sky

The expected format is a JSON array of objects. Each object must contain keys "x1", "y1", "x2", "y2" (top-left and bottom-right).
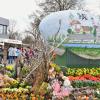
[
  {"x1": 0, "y1": 0, "x2": 99, "y2": 32},
  {"x1": 0, "y1": 0, "x2": 40, "y2": 32}
]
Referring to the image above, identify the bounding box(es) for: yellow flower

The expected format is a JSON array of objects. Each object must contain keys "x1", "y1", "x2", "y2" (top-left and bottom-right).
[{"x1": 6, "y1": 65, "x2": 13, "y2": 71}]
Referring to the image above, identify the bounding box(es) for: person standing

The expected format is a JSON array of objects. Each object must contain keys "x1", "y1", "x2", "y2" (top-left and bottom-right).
[
  {"x1": 29, "y1": 48, "x2": 33, "y2": 59},
  {"x1": 0, "y1": 46, "x2": 3, "y2": 64},
  {"x1": 13, "y1": 47, "x2": 17, "y2": 61},
  {"x1": 8, "y1": 46, "x2": 14, "y2": 64},
  {"x1": 15, "y1": 48, "x2": 21, "y2": 63}
]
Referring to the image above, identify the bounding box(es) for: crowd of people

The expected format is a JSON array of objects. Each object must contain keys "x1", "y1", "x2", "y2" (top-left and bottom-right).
[
  {"x1": 0, "y1": 45, "x2": 39, "y2": 65},
  {"x1": 8, "y1": 46, "x2": 21, "y2": 64}
]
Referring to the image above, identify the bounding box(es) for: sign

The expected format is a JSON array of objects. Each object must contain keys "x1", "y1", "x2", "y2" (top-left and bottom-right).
[
  {"x1": 54, "y1": 48, "x2": 65, "y2": 56},
  {"x1": 0, "y1": 38, "x2": 4, "y2": 42},
  {"x1": 39, "y1": 10, "x2": 100, "y2": 42},
  {"x1": 50, "y1": 46, "x2": 65, "y2": 55},
  {"x1": 4, "y1": 39, "x2": 22, "y2": 44},
  {"x1": 0, "y1": 38, "x2": 22, "y2": 45},
  {"x1": 0, "y1": 42, "x2": 4, "y2": 45}
]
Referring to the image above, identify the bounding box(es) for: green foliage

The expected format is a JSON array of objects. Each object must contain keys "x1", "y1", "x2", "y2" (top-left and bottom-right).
[
  {"x1": 61, "y1": 34, "x2": 65, "y2": 39},
  {"x1": 39, "y1": 82, "x2": 48, "y2": 95},
  {"x1": 93, "y1": 27, "x2": 97, "y2": 37},
  {"x1": 19, "y1": 82, "x2": 30, "y2": 88},
  {"x1": 83, "y1": 32, "x2": 86, "y2": 34},
  {"x1": 90, "y1": 27, "x2": 93, "y2": 32},
  {"x1": 6, "y1": 71, "x2": 15, "y2": 78},
  {"x1": 72, "y1": 80, "x2": 100, "y2": 88},
  {"x1": 56, "y1": 35, "x2": 62, "y2": 43},
  {"x1": 0, "y1": 64, "x2": 4, "y2": 68},
  {"x1": 47, "y1": 36, "x2": 54, "y2": 42},
  {"x1": 48, "y1": 34, "x2": 67, "y2": 44},
  {"x1": 0, "y1": 64, "x2": 4, "y2": 73},
  {"x1": 54, "y1": 65, "x2": 61, "y2": 73},
  {"x1": 70, "y1": 47, "x2": 100, "y2": 57},
  {"x1": 21, "y1": 67, "x2": 30, "y2": 76},
  {"x1": 67, "y1": 68, "x2": 75, "y2": 76},
  {"x1": 95, "y1": 91, "x2": 100, "y2": 99},
  {"x1": 67, "y1": 28, "x2": 72, "y2": 34}
]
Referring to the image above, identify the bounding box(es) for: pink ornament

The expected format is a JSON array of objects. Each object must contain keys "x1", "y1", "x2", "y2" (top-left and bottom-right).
[
  {"x1": 52, "y1": 80, "x2": 70, "y2": 98},
  {"x1": 52, "y1": 80, "x2": 61, "y2": 93}
]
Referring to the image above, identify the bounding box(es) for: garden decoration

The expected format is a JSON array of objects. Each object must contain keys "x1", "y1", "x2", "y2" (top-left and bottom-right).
[
  {"x1": 47, "y1": 63, "x2": 74, "y2": 99},
  {"x1": 1, "y1": 10, "x2": 100, "y2": 100},
  {"x1": 39, "y1": 10, "x2": 100, "y2": 44},
  {"x1": 49, "y1": 63, "x2": 100, "y2": 99},
  {"x1": 0, "y1": 61, "x2": 100, "y2": 99},
  {"x1": 51, "y1": 78, "x2": 71, "y2": 99}
]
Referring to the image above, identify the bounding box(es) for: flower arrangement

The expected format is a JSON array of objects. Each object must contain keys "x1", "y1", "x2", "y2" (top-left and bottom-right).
[{"x1": 50, "y1": 62, "x2": 61, "y2": 73}]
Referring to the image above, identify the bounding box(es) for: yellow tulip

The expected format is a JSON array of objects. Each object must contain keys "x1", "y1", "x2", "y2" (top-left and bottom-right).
[{"x1": 21, "y1": 94, "x2": 27, "y2": 100}]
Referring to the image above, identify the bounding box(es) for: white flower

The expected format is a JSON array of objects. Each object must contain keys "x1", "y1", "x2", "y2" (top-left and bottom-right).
[
  {"x1": 62, "y1": 76, "x2": 71, "y2": 87},
  {"x1": 47, "y1": 84, "x2": 52, "y2": 90},
  {"x1": 96, "y1": 89, "x2": 100, "y2": 94}
]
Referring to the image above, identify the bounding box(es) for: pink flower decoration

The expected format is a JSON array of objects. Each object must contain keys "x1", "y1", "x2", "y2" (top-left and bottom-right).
[{"x1": 52, "y1": 80, "x2": 61, "y2": 93}]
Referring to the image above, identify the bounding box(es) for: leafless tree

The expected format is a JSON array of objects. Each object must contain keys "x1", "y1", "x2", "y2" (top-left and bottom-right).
[
  {"x1": 22, "y1": 35, "x2": 34, "y2": 45},
  {"x1": 38, "y1": 0, "x2": 85, "y2": 14},
  {"x1": 24, "y1": 0, "x2": 85, "y2": 88},
  {"x1": 25, "y1": 17, "x2": 42, "y2": 47},
  {"x1": 8, "y1": 20, "x2": 16, "y2": 34},
  {"x1": 8, "y1": 20, "x2": 21, "y2": 40}
]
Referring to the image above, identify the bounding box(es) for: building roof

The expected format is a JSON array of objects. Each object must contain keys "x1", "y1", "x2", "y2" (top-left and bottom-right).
[
  {"x1": 0, "y1": 17, "x2": 9, "y2": 26},
  {"x1": 0, "y1": 38, "x2": 22, "y2": 45},
  {"x1": 63, "y1": 43, "x2": 100, "y2": 48}
]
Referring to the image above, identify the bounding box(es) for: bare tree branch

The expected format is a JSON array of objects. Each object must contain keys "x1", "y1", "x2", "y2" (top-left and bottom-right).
[{"x1": 38, "y1": 0, "x2": 85, "y2": 14}]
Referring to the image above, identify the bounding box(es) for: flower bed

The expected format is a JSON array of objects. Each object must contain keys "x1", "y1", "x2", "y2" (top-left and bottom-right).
[
  {"x1": 66, "y1": 68, "x2": 100, "y2": 76},
  {"x1": 68, "y1": 74, "x2": 100, "y2": 81},
  {"x1": 0, "y1": 88, "x2": 44, "y2": 100},
  {"x1": 50, "y1": 63, "x2": 100, "y2": 99},
  {"x1": 0, "y1": 62, "x2": 100, "y2": 99},
  {"x1": 0, "y1": 76, "x2": 44, "y2": 99},
  {"x1": 0, "y1": 88, "x2": 29, "y2": 99}
]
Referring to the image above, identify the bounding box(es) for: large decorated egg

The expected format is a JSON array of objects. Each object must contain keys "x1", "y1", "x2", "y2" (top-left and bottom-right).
[{"x1": 39, "y1": 10, "x2": 100, "y2": 41}]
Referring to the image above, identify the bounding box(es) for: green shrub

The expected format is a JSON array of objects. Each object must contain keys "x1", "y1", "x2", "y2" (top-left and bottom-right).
[{"x1": 72, "y1": 80, "x2": 100, "y2": 88}]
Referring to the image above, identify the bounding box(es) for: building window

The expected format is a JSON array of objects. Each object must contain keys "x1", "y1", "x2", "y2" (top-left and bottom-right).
[
  {"x1": 0, "y1": 25, "x2": 3, "y2": 34},
  {"x1": 3, "y1": 25, "x2": 7, "y2": 34}
]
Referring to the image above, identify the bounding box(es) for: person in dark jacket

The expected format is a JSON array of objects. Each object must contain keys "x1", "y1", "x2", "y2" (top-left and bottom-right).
[{"x1": 0, "y1": 46, "x2": 3, "y2": 64}]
